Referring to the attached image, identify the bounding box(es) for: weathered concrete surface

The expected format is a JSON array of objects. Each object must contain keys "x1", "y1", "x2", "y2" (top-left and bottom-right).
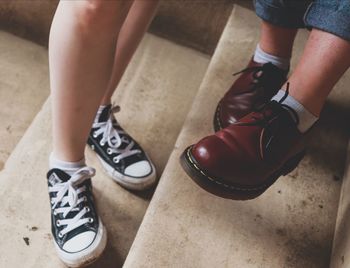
[
  {"x1": 0, "y1": 31, "x2": 49, "y2": 171},
  {"x1": 151, "y1": 0, "x2": 233, "y2": 54},
  {"x1": 330, "y1": 145, "x2": 350, "y2": 268},
  {"x1": 110, "y1": 34, "x2": 209, "y2": 174},
  {"x1": 124, "y1": 6, "x2": 349, "y2": 268},
  {"x1": 0, "y1": 33, "x2": 209, "y2": 267},
  {"x1": 0, "y1": 0, "x2": 233, "y2": 55}
]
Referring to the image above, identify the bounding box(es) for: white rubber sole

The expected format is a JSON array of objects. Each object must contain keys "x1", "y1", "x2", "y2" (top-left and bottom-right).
[
  {"x1": 96, "y1": 154, "x2": 157, "y2": 191},
  {"x1": 54, "y1": 219, "x2": 107, "y2": 268}
]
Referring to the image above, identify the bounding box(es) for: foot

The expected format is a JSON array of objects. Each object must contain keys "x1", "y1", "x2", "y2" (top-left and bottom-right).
[
  {"x1": 88, "y1": 105, "x2": 156, "y2": 190},
  {"x1": 182, "y1": 91, "x2": 305, "y2": 200},
  {"x1": 47, "y1": 167, "x2": 107, "y2": 267},
  {"x1": 214, "y1": 58, "x2": 287, "y2": 131}
]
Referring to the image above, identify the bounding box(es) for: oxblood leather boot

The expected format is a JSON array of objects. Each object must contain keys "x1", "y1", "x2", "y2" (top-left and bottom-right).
[
  {"x1": 181, "y1": 93, "x2": 305, "y2": 200},
  {"x1": 214, "y1": 58, "x2": 287, "y2": 131}
]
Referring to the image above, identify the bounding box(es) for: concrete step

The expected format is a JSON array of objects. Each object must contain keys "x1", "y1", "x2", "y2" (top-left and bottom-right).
[
  {"x1": 0, "y1": 0, "x2": 233, "y2": 54},
  {"x1": 330, "y1": 146, "x2": 350, "y2": 268},
  {"x1": 0, "y1": 33, "x2": 209, "y2": 268},
  {"x1": 331, "y1": 144, "x2": 350, "y2": 268},
  {"x1": 124, "y1": 5, "x2": 350, "y2": 268},
  {"x1": 0, "y1": 31, "x2": 49, "y2": 171}
]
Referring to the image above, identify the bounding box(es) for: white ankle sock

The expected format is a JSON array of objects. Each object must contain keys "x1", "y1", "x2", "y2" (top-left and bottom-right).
[
  {"x1": 254, "y1": 44, "x2": 290, "y2": 71},
  {"x1": 95, "y1": 105, "x2": 107, "y2": 123},
  {"x1": 272, "y1": 90, "x2": 318, "y2": 133},
  {"x1": 49, "y1": 153, "x2": 86, "y2": 176}
]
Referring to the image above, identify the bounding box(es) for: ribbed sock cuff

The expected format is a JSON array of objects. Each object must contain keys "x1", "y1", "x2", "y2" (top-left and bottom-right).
[
  {"x1": 254, "y1": 44, "x2": 290, "y2": 71},
  {"x1": 49, "y1": 153, "x2": 85, "y2": 175},
  {"x1": 272, "y1": 90, "x2": 318, "y2": 133}
]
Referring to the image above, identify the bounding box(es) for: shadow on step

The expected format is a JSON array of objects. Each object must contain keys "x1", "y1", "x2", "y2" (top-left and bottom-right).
[
  {"x1": 331, "y1": 201, "x2": 350, "y2": 267},
  {"x1": 86, "y1": 241, "x2": 124, "y2": 268},
  {"x1": 307, "y1": 99, "x2": 350, "y2": 182}
]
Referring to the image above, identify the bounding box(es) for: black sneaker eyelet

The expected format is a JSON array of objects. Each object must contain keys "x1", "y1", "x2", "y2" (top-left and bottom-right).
[
  {"x1": 85, "y1": 206, "x2": 90, "y2": 212},
  {"x1": 93, "y1": 132, "x2": 98, "y2": 138},
  {"x1": 113, "y1": 158, "x2": 120, "y2": 163},
  {"x1": 58, "y1": 232, "x2": 63, "y2": 238},
  {"x1": 53, "y1": 209, "x2": 57, "y2": 216},
  {"x1": 88, "y1": 218, "x2": 94, "y2": 223},
  {"x1": 56, "y1": 220, "x2": 61, "y2": 227},
  {"x1": 107, "y1": 148, "x2": 112, "y2": 155},
  {"x1": 100, "y1": 141, "x2": 105, "y2": 146}
]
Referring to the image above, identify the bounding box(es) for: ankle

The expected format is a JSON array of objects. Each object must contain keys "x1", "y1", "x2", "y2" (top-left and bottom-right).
[
  {"x1": 99, "y1": 99, "x2": 112, "y2": 107},
  {"x1": 50, "y1": 152, "x2": 86, "y2": 175},
  {"x1": 272, "y1": 89, "x2": 319, "y2": 133},
  {"x1": 254, "y1": 44, "x2": 290, "y2": 70}
]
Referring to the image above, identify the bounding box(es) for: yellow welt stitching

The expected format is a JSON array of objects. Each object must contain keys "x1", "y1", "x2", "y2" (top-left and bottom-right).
[
  {"x1": 216, "y1": 104, "x2": 223, "y2": 130},
  {"x1": 186, "y1": 148, "x2": 267, "y2": 192}
]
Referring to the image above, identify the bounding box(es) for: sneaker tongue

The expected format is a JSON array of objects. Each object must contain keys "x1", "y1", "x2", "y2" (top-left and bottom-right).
[
  {"x1": 98, "y1": 104, "x2": 112, "y2": 122},
  {"x1": 47, "y1": 169, "x2": 71, "y2": 185}
]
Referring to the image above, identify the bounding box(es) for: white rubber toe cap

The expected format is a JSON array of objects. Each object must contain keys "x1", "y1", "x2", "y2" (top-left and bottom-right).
[
  {"x1": 62, "y1": 231, "x2": 96, "y2": 253},
  {"x1": 124, "y1": 160, "x2": 152, "y2": 177}
]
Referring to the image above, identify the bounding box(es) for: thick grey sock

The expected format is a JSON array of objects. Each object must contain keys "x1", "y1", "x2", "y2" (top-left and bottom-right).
[
  {"x1": 272, "y1": 90, "x2": 318, "y2": 133},
  {"x1": 254, "y1": 44, "x2": 290, "y2": 71},
  {"x1": 49, "y1": 153, "x2": 86, "y2": 176}
]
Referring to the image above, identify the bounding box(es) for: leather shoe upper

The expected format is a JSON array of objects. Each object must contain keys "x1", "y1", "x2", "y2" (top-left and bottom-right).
[
  {"x1": 193, "y1": 98, "x2": 305, "y2": 188},
  {"x1": 216, "y1": 59, "x2": 287, "y2": 130}
]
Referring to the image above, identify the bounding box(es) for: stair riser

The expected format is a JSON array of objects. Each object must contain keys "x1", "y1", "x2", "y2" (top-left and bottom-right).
[{"x1": 0, "y1": 0, "x2": 232, "y2": 54}]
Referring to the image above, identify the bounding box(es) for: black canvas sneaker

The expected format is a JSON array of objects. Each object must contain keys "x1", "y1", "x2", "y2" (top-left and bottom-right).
[
  {"x1": 47, "y1": 167, "x2": 107, "y2": 267},
  {"x1": 88, "y1": 105, "x2": 156, "y2": 190}
]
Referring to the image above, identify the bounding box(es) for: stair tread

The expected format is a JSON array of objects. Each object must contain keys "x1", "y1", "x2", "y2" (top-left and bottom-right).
[
  {"x1": 124, "y1": 6, "x2": 350, "y2": 268},
  {"x1": 0, "y1": 33, "x2": 209, "y2": 267},
  {"x1": 0, "y1": 31, "x2": 49, "y2": 171},
  {"x1": 331, "y1": 147, "x2": 350, "y2": 267}
]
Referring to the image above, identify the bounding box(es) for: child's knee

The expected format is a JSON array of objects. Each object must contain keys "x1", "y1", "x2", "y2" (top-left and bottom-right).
[{"x1": 74, "y1": 0, "x2": 130, "y2": 30}]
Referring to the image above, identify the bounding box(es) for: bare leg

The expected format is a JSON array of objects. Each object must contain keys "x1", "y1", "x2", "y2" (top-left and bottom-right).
[
  {"x1": 259, "y1": 21, "x2": 298, "y2": 58},
  {"x1": 100, "y1": 0, "x2": 159, "y2": 105},
  {"x1": 285, "y1": 29, "x2": 350, "y2": 116},
  {"x1": 49, "y1": 0, "x2": 133, "y2": 162}
]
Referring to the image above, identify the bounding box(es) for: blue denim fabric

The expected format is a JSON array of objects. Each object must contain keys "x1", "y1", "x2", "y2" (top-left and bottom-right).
[{"x1": 254, "y1": 0, "x2": 350, "y2": 41}]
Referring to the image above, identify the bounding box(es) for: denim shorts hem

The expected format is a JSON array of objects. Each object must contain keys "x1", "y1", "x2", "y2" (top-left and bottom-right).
[
  {"x1": 304, "y1": 3, "x2": 350, "y2": 41},
  {"x1": 254, "y1": 0, "x2": 307, "y2": 29}
]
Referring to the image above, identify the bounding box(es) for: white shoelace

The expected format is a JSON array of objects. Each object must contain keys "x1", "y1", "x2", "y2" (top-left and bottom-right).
[
  {"x1": 49, "y1": 167, "x2": 95, "y2": 238},
  {"x1": 92, "y1": 106, "x2": 140, "y2": 163}
]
